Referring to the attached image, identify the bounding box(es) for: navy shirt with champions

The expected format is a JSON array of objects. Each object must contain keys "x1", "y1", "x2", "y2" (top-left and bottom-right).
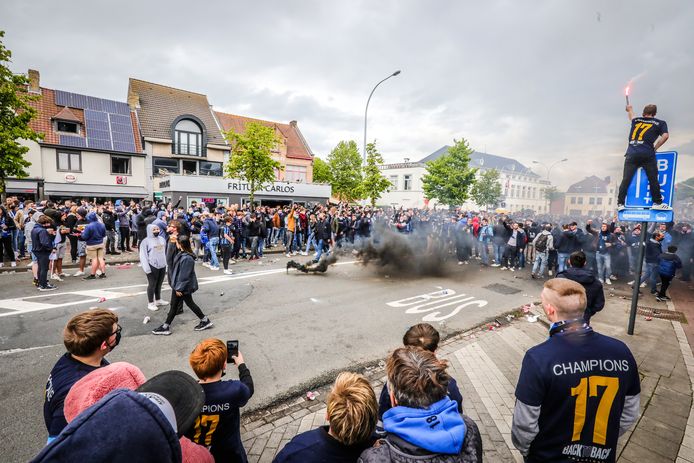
[
  {"x1": 43, "y1": 353, "x2": 109, "y2": 437},
  {"x1": 626, "y1": 116, "x2": 668, "y2": 157},
  {"x1": 515, "y1": 327, "x2": 640, "y2": 463},
  {"x1": 187, "y1": 364, "x2": 253, "y2": 462}
]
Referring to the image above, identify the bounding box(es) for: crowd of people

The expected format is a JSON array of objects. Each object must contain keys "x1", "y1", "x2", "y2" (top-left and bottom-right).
[{"x1": 36, "y1": 274, "x2": 642, "y2": 462}]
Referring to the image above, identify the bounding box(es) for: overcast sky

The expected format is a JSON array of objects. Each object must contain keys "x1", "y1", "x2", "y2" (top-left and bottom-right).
[{"x1": 4, "y1": 0, "x2": 693, "y2": 188}]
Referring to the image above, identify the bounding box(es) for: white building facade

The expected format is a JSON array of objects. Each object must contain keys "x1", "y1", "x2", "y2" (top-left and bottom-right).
[{"x1": 379, "y1": 146, "x2": 551, "y2": 213}]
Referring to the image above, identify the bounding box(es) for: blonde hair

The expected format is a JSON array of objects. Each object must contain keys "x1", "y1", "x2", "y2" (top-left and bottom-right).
[
  {"x1": 189, "y1": 338, "x2": 227, "y2": 379},
  {"x1": 327, "y1": 372, "x2": 378, "y2": 446},
  {"x1": 543, "y1": 279, "x2": 587, "y2": 319}
]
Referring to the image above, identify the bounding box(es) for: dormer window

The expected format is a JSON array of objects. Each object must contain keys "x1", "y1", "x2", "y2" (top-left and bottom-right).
[
  {"x1": 174, "y1": 118, "x2": 202, "y2": 156},
  {"x1": 57, "y1": 120, "x2": 79, "y2": 134}
]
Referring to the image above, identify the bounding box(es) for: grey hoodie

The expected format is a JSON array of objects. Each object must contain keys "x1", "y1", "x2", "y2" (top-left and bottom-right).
[
  {"x1": 24, "y1": 212, "x2": 43, "y2": 247},
  {"x1": 139, "y1": 224, "x2": 167, "y2": 273}
]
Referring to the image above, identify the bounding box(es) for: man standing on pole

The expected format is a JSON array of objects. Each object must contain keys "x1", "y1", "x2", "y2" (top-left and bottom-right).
[{"x1": 617, "y1": 104, "x2": 670, "y2": 211}]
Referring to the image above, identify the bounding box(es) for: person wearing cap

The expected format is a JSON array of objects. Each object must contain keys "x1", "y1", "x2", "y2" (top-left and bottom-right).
[
  {"x1": 43, "y1": 309, "x2": 120, "y2": 442},
  {"x1": 274, "y1": 372, "x2": 378, "y2": 463},
  {"x1": 63, "y1": 362, "x2": 213, "y2": 463},
  {"x1": 187, "y1": 338, "x2": 254, "y2": 462},
  {"x1": 33, "y1": 370, "x2": 205, "y2": 463}
]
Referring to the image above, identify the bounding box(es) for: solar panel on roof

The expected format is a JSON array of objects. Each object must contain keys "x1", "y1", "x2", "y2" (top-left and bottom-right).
[{"x1": 60, "y1": 135, "x2": 87, "y2": 148}]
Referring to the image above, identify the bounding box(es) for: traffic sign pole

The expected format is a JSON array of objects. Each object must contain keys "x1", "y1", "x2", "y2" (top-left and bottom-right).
[{"x1": 627, "y1": 221, "x2": 648, "y2": 335}]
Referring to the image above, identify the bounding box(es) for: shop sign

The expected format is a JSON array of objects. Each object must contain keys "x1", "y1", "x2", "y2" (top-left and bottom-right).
[{"x1": 65, "y1": 174, "x2": 77, "y2": 183}]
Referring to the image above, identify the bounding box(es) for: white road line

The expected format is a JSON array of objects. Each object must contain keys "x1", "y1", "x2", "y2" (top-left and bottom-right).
[{"x1": 0, "y1": 261, "x2": 358, "y2": 317}]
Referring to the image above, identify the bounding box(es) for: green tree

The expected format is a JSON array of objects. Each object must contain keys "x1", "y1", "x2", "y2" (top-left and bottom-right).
[
  {"x1": 421, "y1": 138, "x2": 477, "y2": 207},
  {"x1": 326, "y1": 140, "x2": 363, "y2": 202},
  {"x1": 223, "y1": 121, "x2": 281, "y2": 205},
  {"x1": 544, "y1": 185, "x2": 561, "y2": 202},
  {"x1": 0, "y1": 31, "x2": 42, "y2": 201},
  {"x1": 312, "y1": 156, "x2": 331, "y2": 184},
  {"x1": 360, "y1": 141, "x2": 391, "y2": 207},
  {"x1": 470, "y1": 168, "x2": 502, "y2": 210}
]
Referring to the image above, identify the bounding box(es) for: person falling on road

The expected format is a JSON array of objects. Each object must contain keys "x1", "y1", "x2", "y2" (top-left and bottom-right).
[{"x1": 617, "y1": 104, "x2": 670, "y2": 211}]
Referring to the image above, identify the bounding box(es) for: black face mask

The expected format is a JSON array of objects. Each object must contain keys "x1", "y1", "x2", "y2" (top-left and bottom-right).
[
  {"x1": 153, "y1": 231, "x2": 160, "y2": 237},
  {"x1": 107, "y1": 326, "x2": 122, "y2": 351}
]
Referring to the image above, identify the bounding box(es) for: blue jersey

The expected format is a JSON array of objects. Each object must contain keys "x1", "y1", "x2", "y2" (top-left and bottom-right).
[
  {"x1": 273, "y1": 426, "x2": 376, "y2": 463},
  {"x1": 515, "y1": 325, "x2": 640, "y2": 462},
  {"x1": 187, "y1": 370, "x2": 252, "y2": 462},
  {"x1": 625, "y1": 116, "x2": 668, "y2": 157},
  {"x1": 43, "y1": 353, "x2": 109, "y2": 437}
]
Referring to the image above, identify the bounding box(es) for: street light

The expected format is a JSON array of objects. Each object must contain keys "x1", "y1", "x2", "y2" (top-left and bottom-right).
[
  {"x1": 533, "y1": 158, "x2": 568, "y2": 212},
  {"x1": 363, "y1": 70, "x2": 401, "y2": 165}
]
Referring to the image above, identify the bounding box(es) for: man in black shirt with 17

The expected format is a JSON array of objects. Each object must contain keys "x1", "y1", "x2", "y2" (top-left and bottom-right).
[{"x1": 617, "y1": 104, "x2": 670, "y2": 210}]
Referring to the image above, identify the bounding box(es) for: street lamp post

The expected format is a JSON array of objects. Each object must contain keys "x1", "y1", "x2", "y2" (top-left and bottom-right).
[
  {"x1": 363, "y1": 70, "x2": 401, "y2": 165},
  {"x1": 532, "y1": 158, "x2": 568, "y2": 212}
]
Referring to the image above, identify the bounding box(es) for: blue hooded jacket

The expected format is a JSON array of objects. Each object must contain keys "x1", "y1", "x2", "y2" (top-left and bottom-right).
[
  {"x1": 382, "y1": 397, "x2": 466, "y2": 455},
  {"x1": 32, "y1": 389, "x2": 181, "y2": 463},
  {"x1": 80, "y1": 212, "x2": 106, "y2": 246}
]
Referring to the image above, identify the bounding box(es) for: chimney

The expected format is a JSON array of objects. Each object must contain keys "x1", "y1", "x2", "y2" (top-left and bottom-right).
[
  {"x1": 289, "y1": 120, "x2": 297, "y2": 127},
  {"x1": 127, "y1": 89, "x2": 140, "y2": 110},
  {"x1": 28, "y1": 69, "x2": 40, "y2": 94}
]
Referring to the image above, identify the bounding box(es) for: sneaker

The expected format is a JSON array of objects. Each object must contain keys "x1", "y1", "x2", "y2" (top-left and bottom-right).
[
  {"x1": 605, "y1": 279, "x2": 612, "y2": 285},
  {"x1": 548, "y1": 270, "x2": 553, "y2": 276},
  {"x1": 500, "y1": 267, "x2": 507, "y2": 271},
  {"x1": 152, "y1": 324, "x2": 171, "y2": 336},
  {"x1": 59, "y1": 272, "x2": 70, "y2": 277},
  {"x1": 39, "y1": 284, "x2": 58, "y2": 291},
  {"x1": 286, "y1": 253, "x2": 292, "y2": 258},
  {"x1": 640, "y1": 282, "x2": 647, "y2": 288},
  {"x1": 83, "y1": 274, "x2": 97, "y2": 280},
  {"x1": 11, "y1": 262, "x2": 16, "y2": 268},
  {"x1": 491, "y1": 263, "x2": 500, "y2": 267},
  {"x1": 627, "y1": 280, "x2": 635, "y2": 286},
  {"x1": 651, "y1": 202, "x2": 672, "y2": 210},
  {"x1": 509, "y1": 267, "x2": 515, "y2": 272},
  {"x1": 73, "y1": 271, "x2": 85, "y2": 277},
  {"x1": 155, "y1": 299, "x2": 168, "y2": 306},
  {"x1": 224, "y1": 269, "x2": 234, "y2": 275},
  {"x1": 209, "y1": 266, "x2": 220, "y2": 271},
  {"x1": 147, "y1": 302, "x2": 159, "y2": 311},
  {"x1": 655, "y1": 296, "x2": 665, "y2": 302},
  {"x1": 609, "y1": 275, "x2": 618, "y2": 281},
  {"x1": 300, "y1": 251, "x2": 308, "y2": 256},
  {"x1": 458, "y1": 261, "x2": 464, "y2": 265},
  {"x1": 202, "y1": 262, "x2": 210, "y2": 268},
  {"x1": 530, "y1": 273, "x2": 536, "y2": 279},
  {"x1": 662, "y1": 295, "x2": 671, "y2": 300},
  {"x1": 229, "y1": 259, "x2": 236, "y2": 265},
  {"x1": 33, "y1": 278, "x2": 39, "y2": 287},
  {"x1": 617, "y1": 204, "x2": 626, "y2": 211},
  {"x1": 598, "y1": 278, "x2": 604, "y2": 284},
  {"x1": 194, "y1": 319, "x2": 214, "y2": 331},
  {"x1": 51, "y1": 273, "x2": 64, "y2": 281},
  {"x1": 98, "y1": 273, "x2": 107, "y2": 279}
]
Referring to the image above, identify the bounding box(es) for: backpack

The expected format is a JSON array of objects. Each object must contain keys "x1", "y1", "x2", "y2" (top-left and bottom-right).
[{"x1": 535, "y1": 233, "x2": 549, "y2": 253}]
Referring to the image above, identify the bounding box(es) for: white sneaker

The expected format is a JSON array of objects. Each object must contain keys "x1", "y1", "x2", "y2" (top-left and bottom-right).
[
  {"x1": 11, "y1": 262, "x2": 16, "y2": 268},
  {"x1": 292, "y1": 252, "x2": 299, "y2": 256},
  {"x1": 73, "y1": 270, "x2": 85, "y2": 277},
  {"x1": 155, "y1": 299, "x2": 168, "y2": 306},
  {"x1": 627, "y1": 280, "x2": 635, "y2": 286},
  {"x1": 286, "y1": 253, "x2": 292, "y2": 257},
  {"x1": 224, "y1": 269, "x2": 234, "y2": 275},
  {"x1": 301, "y1": 252, "x2": 308, "y2": 256},
  {"x1": 605, "y1": 279, "x2": 612, "y2": 285},
  {"x1": 51, "y1": 273, "x2": 64, "y2": 281},
  {"x1": 640, "y1": 282, "x2": 647, "y2": 288},
  {"x1": 458, "y1": 261, "x2": 463, "y2": 265},
  {"x1": 60, "y1": 272, "x2": 70, "y2": 277},
  {"x1": 147, "y1": 303, "x2": 159, "y2": 311},
  {"x1": 598, "y1": 279, "x2": 604, "y2": 284},
  {"x1": 202, "y1": 262, "x2": 210, "y2": 268},
  {"x1": 491, "y1": 263, "x2": 500, "y2": 267},
  {"x1": 548, "y1": 270, "x2": 553, "y2": 276},
  {"x1": 229, "y1": 259, "x2": 237, "y2": 265},
  {"x1": 509, "y1": 267, "x2": 515, "y2": 272},
  {"x1": 210, "y1": 266, "x2": 220, "y2": 271},
  {"x1": 500, "y1": 267, "x2": 507, "y2": 271}
]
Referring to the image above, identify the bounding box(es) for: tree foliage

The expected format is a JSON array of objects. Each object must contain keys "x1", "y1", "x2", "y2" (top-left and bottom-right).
[
  {"x1": 544, "y1": 186, "x2": 561, "y2": 202},
  {"x1": 223, "y1": 121, "x2": 281, "y2": 205},
  {"x1": 0, "y1": 31, "x2": 42, "y2": 200},
  {"x1": 312, "y1": 156, "x2": 331, "y2": 184},
  {"x1": 421, "y1": 138, "x2": 477, "y2": 207},
  {"x1": 470, "y1": 168, "x2": 502, "y2": 210},
  {"x1": 326, "y1": 140, "x2": 363, "y2": 202},
  {"x1": 360, "y1": 141, "x2": 391, "y2": 207}
]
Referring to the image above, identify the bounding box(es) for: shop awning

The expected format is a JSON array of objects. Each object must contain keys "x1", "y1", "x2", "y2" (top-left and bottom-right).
[
  {"x1": 44, "y1": 182, "x2": 149, "y2": 198},
  {"x1": 5, "y1": 179, "x2": 39, "y2": 193}
]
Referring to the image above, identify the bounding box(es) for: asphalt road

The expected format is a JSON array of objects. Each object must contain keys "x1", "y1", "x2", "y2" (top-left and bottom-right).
[{"x1": 0, "y1": 254, "x2": 543, "y2": 462}]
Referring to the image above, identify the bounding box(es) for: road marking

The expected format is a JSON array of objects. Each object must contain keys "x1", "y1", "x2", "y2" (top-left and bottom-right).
[
  {"x1": 386, "y1": 289, "x2": 488, "y2": 322},
  {"x1": 0, "y1": 261, "x2": 358, "y2": 317}
]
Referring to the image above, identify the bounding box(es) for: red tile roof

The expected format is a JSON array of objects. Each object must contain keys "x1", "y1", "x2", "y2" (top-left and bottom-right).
[
  {"x1": 51, "y1": 106, "x2": 81, "y2": 123},
  {"x1": 214, "y1": 111, "x2": 313, "y2": 161}
]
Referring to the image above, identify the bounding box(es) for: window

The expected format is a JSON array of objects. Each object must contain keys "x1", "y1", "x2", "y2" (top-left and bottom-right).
[
  {"x1": 56, "y1": 121, "x2": 79, "y2": 134},
  {"x1": 173, "y1": 119, "x2": 202, "y2": 156},
  {"x1": 182, "y1": 160, "x2": 198, "y2": 175},
  {"x1": 608, "y1": 198, "x2": 612, "y2": 205},
  {"x1": 596, "y1": 197, "x2": 603, "y2": 205},
  {"x1": 571, "y1": 197, "x2": 576, "y2": 204},
  {"x1": 389, "y1": 175, "x2": 398, "y2": 191},
  {"x1": 111, "y1": 156, "x2": 131, "y2": 174},
  {"x1": 403, "y1": 174, "x2": 412, "y2": 191},
  {"x1": 200, "y1": 161, "x2": 223, "y2": 177},
  {"x1": 57, "y1": 151, "x2": 81, "y2": 172},
  {"x1": 153, "y1": 157, "x2": 179, "y2": 175},
  {"x1": 589, "y1": 197, "x2": 595, "y2": 205},
  {"x1": 285, "y1": 165, "x2": 307, "y2": 183},
  {"x1": 577, "y1": 197, "x2": 584, "y2": 205}
]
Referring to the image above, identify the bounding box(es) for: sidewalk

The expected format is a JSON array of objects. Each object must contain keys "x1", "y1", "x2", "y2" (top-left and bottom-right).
[{"x1": 238, "y1": 287, "x2": 694, "y2": 463}]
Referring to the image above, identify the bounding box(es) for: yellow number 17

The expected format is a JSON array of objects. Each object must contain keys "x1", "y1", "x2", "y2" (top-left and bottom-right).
[
  {"x1": 570, "y1": 375, "x2": 619, "y2": 445},
  {"x1": 631, "y1": 123, "x2": 653, "y2": 141}
]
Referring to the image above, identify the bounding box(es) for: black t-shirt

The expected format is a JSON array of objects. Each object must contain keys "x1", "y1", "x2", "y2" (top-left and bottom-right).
[
  {"x1": 43, "y1": 353, "x2": 109, "y2": 437},
  {"x1": 515, "y1": 328, "x2": 640, "y2": 462},
  {"x1": 625, "y1": 116, "x2": 668, "y2": 157},
  {"x1": 273, "y1": 426, "x2": 376, "y2": 463},
  {"x1": 187, "y1": 375, "x2": 252, "y2": 462}
]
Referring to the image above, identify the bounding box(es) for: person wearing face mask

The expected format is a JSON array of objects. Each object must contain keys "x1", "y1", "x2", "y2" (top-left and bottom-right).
[
  {"x1": 152, "y1": 235, "x2": 213, "y2": 335},
  {"x1": 139, "y1": 224, "x2": 169, "y2": 312},
  {"x1": 43, "y1": 309, "x2": 121, "y2": 444}
]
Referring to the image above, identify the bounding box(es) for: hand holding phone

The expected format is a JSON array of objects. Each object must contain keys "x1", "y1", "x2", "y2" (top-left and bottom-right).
[{"x1": 227, "y1": 340, "x2": 239, "y2": 364}]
